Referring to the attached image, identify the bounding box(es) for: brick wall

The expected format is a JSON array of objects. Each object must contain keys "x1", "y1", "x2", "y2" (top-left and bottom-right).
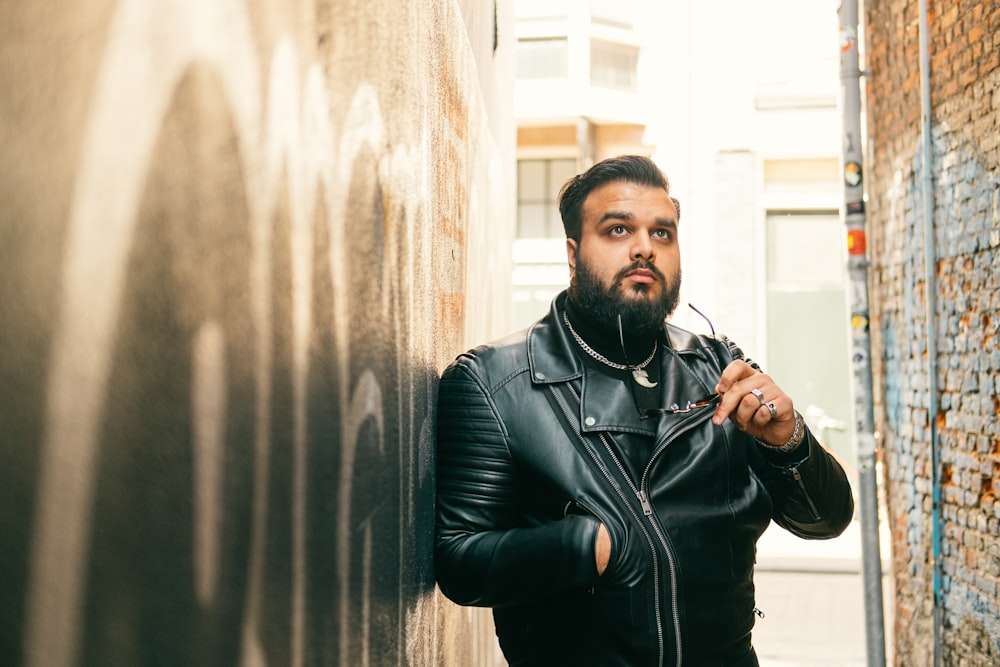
[{"x1": 865, "y1": 1, "x2": 1000, "y2": 664}]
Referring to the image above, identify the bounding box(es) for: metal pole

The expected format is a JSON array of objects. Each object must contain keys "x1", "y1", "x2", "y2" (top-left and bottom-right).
[
  {"x1": 837, "y1": 3, "x2": 886, "y2": 665},
  {"x1": 917, "y1": 2, "x2": 942, "y2": 664}
]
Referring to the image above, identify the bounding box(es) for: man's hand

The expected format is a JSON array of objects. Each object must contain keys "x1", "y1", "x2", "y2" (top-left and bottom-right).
[
  {"x1": 595, "y1": 523, "x2": 610, "y2": 576},
  {"x1": 711, "y1": 359, "x2": 796, "y2": 446}
]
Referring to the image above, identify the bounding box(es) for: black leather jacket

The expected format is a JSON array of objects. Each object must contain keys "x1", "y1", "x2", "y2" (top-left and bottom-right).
[{"x1": 435, "y1": 293, "x2": 854, "y2": 666}]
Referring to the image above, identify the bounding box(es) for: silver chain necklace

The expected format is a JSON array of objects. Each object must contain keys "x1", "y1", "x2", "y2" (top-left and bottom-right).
[{"x1": 562, "y1": 311, "x2": 659, "y2": 387}]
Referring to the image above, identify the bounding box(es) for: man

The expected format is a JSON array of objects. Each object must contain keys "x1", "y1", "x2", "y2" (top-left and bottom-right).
[{"x1": 435, "y1": 155, "x2": 854, "y2": 666}]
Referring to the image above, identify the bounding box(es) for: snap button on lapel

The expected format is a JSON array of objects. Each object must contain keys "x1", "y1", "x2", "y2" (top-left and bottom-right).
[
  {"x1": 585, "y1": 417, "x2": 596, "y2": 426},
  {"x1": 535, "y1": 372, "x2": 545, "y2": 380}
]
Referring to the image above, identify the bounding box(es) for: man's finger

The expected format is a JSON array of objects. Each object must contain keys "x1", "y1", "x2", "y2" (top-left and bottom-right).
[{"x1": 715, "y1": 359, "x2": 756, "y2": 393}]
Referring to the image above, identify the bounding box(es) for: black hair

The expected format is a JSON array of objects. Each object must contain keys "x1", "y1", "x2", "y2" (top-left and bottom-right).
[{"x1": 557, "y1": 155, "x2": 680, "y2": 241}]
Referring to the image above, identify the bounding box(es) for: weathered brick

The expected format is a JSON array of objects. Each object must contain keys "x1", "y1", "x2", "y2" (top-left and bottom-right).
[{"x1": 867, "y1": 0, "x2": 1000, "y2": 660}]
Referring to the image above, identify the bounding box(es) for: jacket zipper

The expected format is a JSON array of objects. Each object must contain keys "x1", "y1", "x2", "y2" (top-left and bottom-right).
[
  {"x1": 633, "y1": 402, "x2": 721, "y2": 667},
  {"x1": 596, "y1": 430, "x2": 680, "y2": 667},
  {"x1": 789, "y1": 466, "x2": 822, "y2": 520},
  {"x1": 551, "y1": 386, "x2": 667, "y2": 667},
  {"x1": 640, "y1": 396, "x2": 722, "y2": 493},
  {"x1": 566, "y1": 387, "x2": 719, "y2": 666}
]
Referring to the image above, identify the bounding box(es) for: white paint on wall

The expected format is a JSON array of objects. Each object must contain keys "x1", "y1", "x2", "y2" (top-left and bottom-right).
[{"x1": 22, "y1": 1, "x2": 508, "y2": 666}]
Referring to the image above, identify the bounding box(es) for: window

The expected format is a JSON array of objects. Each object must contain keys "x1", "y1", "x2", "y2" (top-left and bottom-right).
[
  {"x1": 517, "y1": 37, "x2": 569, "y2": 79},
  {"x1": 765, "y1": 211, "x2": 852, "y2": 462},
  {"x1": 590, "y1": 39, "x2": 638, "y2": 91},
  {"x1": 517, "y1": 158, "x2": 577, "y2": 238}
]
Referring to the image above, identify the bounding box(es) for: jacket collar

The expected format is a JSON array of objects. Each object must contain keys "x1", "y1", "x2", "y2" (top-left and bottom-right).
[
  {"x1": 526, "y1": 291, "x2": 719, "y2": 437},
  {"x1": 526, "y1": 291, "x2": 586, "y2": 385}
]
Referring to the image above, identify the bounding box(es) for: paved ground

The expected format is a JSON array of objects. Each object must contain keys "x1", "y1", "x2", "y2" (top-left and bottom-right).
[
  {"x1": 753, "y1": 569, "x2": 867, "y2": 666},
  {"x1": 752, "y1": 519, "x2": 892, "y2": 667}
]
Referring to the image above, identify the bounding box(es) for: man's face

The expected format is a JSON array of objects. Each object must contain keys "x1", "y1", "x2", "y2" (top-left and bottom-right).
[{"x1": 566, "y1": 181, "x2": 681, "y2": 335}]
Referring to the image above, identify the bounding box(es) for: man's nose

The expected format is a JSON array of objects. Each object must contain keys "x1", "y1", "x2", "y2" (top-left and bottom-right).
[{"x1": 631, "y1": 231, "x2": 654, "y2": 260}]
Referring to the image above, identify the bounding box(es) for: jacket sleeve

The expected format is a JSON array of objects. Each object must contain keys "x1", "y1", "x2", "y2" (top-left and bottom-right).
[
  {"x1": 717, "y1": 335, "x2": 855, "y2": 539},
  {"x1": 434, "y1": 357, "x2": 601, "y2": 608},
  {"x1": 755, "y1": 428, "x2": 855, "y2": 538}
]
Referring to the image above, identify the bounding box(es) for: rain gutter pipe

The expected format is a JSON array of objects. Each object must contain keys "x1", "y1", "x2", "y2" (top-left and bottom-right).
[{"x1": 917, "y1": 2, "x2": 943, "y2": 665}]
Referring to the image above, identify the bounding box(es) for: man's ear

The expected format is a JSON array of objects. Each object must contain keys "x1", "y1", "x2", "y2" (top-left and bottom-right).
[{"x1": 566, "y1": 238, "x2": 578, "y2": 272}]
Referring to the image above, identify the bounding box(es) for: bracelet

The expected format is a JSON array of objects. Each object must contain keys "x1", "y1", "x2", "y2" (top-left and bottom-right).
[{"x1": 756, "y1": 410, "x2": 805, "y2": 453}]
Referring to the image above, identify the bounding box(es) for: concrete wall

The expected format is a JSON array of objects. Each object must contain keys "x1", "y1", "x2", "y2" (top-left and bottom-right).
[
  {"x1": 0, "y1": 1, "x2": 513, "y2": 665},
  {"x1": 864, "y1": 1, "x2": 1000, "y2": 664}
]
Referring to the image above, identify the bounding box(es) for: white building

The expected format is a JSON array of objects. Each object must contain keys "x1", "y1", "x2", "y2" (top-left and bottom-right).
[{"x1": 512, "y1": 0, "x2": 854, "y2": 462}]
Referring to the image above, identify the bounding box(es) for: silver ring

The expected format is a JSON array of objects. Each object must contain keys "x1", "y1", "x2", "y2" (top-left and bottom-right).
[
  {"x1": 766, "y1": 401, "x2": 777, "y2": 419},
  {"x1": 750, "y1": 388, "x2": 765, "y2": 406}
]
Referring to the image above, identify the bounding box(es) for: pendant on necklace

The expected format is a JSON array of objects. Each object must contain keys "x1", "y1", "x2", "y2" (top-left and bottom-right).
[{"x1": 632, "y1": 369, "x2": 658, "y2": 388}]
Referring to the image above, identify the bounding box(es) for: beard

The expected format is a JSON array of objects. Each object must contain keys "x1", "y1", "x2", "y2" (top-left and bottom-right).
[{"x1": 569, "y1": 256, "x2": 681, "y2": 338}]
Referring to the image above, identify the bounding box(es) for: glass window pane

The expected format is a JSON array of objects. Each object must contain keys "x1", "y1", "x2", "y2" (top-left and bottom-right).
[
  {"x1": 550, "y1": 159, "x2": 577, "y2": 198},
  {"x1": 518, "y1": 204, "x2": 548, "y2": 238},
  {"x1": 590, "y1": 39, "x2": 638, "y2": 91},
  {"x1": 518, "y1": 160, "x2": 547, "y2": 201},
  {"x1": 517, "y1": 158, "x2": 579, "y2": 239},
  {"x1": 766, "y1": 214, "x2": 844, "y2": 285},
  {"x1": 517, "y1": 38, "x2": 568, "y2": 79},
  {"x1": 544, "y1": 203, "x2": 564, "y2": 238}
]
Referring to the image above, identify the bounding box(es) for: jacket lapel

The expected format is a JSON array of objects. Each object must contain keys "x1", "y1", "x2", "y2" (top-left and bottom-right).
[{"x1": 527, "y1": 291, "x2": 731, "y2": 440}]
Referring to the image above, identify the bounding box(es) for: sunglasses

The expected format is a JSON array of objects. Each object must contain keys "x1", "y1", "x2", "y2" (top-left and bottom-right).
[{"x1": 620, "y1": 303, "x2": 718, "y2": 420}]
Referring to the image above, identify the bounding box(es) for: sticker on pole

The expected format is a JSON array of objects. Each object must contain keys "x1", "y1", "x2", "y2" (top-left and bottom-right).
[
  {"x1": 840, "y1": 26, "x2": 857, "y2": 53},
  {"x1": 847, "y1": 228, "x2": 866, "y2": 255},
  {"x1": 844, "y1": 161, "x2": 863, "y2": 187}
]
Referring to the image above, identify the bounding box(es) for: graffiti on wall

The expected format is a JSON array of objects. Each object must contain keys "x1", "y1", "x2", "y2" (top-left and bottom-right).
[
  {"x1": 875, "y1": 125, "x2": 1000, "y2": 662},
  {"x1": 1, "y1": 1, "x2": 507, "y2": 666}
]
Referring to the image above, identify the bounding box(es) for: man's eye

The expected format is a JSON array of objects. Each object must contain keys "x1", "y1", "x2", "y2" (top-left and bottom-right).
[
  {"x1": 653, "y1": 229, "x2": 674, "y2": 240},
  {"x1": 609, "y1": 225, "x2": 628, "y2": 235}
]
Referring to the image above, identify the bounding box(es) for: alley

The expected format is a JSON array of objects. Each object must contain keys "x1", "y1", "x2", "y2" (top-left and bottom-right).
[{"x1": 753, "y1": 519, "x2": 891, "y2": 666}]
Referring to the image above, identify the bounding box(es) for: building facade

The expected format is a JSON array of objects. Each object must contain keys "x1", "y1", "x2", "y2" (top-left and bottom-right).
[{"x1": 512, "y1": 0, "x2": 857, "y2": 464}]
